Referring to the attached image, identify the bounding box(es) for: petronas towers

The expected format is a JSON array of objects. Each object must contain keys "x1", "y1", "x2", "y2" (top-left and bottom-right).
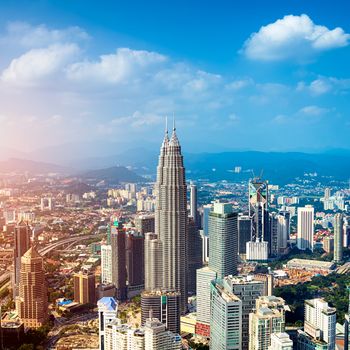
[{"x1": 154, "y1": 122, "x2": 188, "y2": 313}]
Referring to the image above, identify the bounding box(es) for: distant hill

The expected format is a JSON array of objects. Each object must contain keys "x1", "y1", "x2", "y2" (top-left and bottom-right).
[
  {"x1": 81, "y1": 166, "x2": 145, "y2": 184},
  {"x1": 0, "y1": 158, "x2": 71, "y2": 174}
]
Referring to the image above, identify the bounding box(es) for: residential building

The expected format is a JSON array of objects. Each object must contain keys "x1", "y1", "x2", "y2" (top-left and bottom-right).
[{"x1": 73, "y1": 270, "x2": 96, "y2": 305}]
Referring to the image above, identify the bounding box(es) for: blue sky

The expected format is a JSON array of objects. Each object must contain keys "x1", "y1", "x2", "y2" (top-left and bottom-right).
[{"x1": 0, "y1": 0, "x2": 349, "y2": 156}]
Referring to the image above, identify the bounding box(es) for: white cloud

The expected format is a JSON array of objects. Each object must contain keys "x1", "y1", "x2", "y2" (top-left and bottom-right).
[
  {"x1": 1, "y1": 21, "x2": 89, "y2": 48},
  {"x1": 299, "y1": 105, "x2": 329, "y2": 116},
  {"x1": 1, "y1": 44, "x2": 79, "y2": 85},
  {"x1": 66, "y1": 48, "x2": 166, "y2": 84},
  {"x1": 297, "y1": 76, "x2": 350, "y2": 95},
  {"x1": 243, "y1": 14, "x2": 350, "y2": 61}
]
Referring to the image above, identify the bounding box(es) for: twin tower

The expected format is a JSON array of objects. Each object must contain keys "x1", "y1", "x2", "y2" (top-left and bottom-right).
[{"x1": 150, "y1": 123, "x2": 188, "y2": 313}]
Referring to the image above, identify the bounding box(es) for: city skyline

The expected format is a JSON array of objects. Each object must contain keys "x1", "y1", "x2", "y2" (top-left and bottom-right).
[{"x1": 0, "y1": 1, "x2": 349, "y2": 156}]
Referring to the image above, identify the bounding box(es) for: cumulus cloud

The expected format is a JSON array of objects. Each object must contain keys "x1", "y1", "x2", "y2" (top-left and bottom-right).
[
  {"x1": 66, "y1": 48, "x2": 167, "y2": 84},
  {"x1": 242, "y1": 14, "x2": 350, "y2": 61},
  {"x1": 297, "y1": 76, "x2": 350, "y2": 95},
  {"x1": 1, "y1": 43, "x2": 79, "y2": 85},
  {"x1": 1, "y1": 21, "x2": 89, "y2": 48}
]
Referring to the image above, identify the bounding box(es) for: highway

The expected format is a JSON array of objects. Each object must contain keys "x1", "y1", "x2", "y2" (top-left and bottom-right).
[{"x1": 0, "y1": 233, "x2": 104, "y2": 294}]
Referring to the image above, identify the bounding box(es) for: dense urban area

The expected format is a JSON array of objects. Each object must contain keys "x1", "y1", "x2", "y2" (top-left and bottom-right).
[{"x1": 0, "y1": 128, "x2": 350, "y2": 350}]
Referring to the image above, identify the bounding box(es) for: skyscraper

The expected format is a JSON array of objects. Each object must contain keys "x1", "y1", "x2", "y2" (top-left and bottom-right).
[
  {"x1": 126, "y1": 230, "x2": 145, "y2": 295},
  {"x1": 144, "y1": 232, "x2": 163, "y2": 291},
  {"x1": 334, "y1": 213, "x2": 344, "y2": 263},
  {"x1": 297, "y1": 206, "x2": 314, "y2": 251},
  {"x1": 209, "y1": 202, "x2": 238, "y2": 278},
  {"x1": 97, "y1": 297, "x2": 118, "y2": 350},
  {"x1": 135, "y1": 214, "x2": 155, "y2": 235},
  {"x1": 141, "y1": 289, "x2": 181, "y2": 334},
  {"x1": 238, "y1": 214, "x2": 252, "y2": 257},
  {"x1": 110, "y1": 222, "x2": 127, "y2": 300},
  {"x1": 155, "y1": 123, "x2": 188, "y2": 313},
  {"x1": 101, "y1": 244, "x2": 112, "y2": 285},
  {"x1": 210, "y1": 279, "x2": 242, "y2": 350},
  {"x1": 248, "y1": 178, "x2": 270, "y2": 260},
  {"x1": 189, "y1": 182, "x2": 198, "y2": 224},
  {"x1": 73, "y1": 270, "x2": 96, "y2": 305},
  {"x1": 249, "y1": 178, "x2": 269, "y2": 243},
  {"x1": 13, "y1": 221, "x2": 31, "y2": 297},
  {"x1": 187, "y1": 216, "x2": 203, "y2": 294},
  {"x1": 15, "y1": 246, "x2": 48, "y2": 329}
]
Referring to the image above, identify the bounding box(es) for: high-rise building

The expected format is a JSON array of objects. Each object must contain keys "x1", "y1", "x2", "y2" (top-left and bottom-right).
[
  {"x1": 222, "y1": 275, "x2": 266, "y2": 350},
  {"x1": 13, "y1": 221, "x2": 31, "y2": 297},
  {"x1": 297, "y1": 206, "x2": 314, "y2": 251},
  {"x1": 126, "y1": 230, "x2": 144, "y2": 295},
  {"x1": 155, "y1": 124, "x2": 188, "y2": 313},
  {"x1": 135, "y1": 214, "x2": 155, "y2": 235},
  {"x1": 195, "y1": 267, "x2": 217, "y2": 338},
  {"x1": 187, "y1": 217, "x2": 203, "y2": 294},
  {"x1": 238, "y1": 214, "x2": 252, "y2": 257},
  {"x1": 101, "y1": 244, "x2": 113, "y2": 285},
  {"x1": 210, "y1": 279, "x2": 242, "y2": 350},
  {"x1": 209, "y1": 202, "x2": 238, "y2": 278},
  {"x1": 249, "y1": 296, "x2": 286, "y2": 350},
  {"x1": 141, "y1": 289, "x2": 181, "y2": 334},
  {"x1": 324, "y1": 188, "x2": 331, "y2": 200},
  {"x1": 189, "y1": 182, "x2": 198, "y2": 224},
  {"x1": 144, "y1": 318, "x2": 182, "y2": 350},
  {"x1": 277, "y1": 211, "x2": 290, "y2": 252},
  {"x1": 334, "y1": 213, "x2": 344, "y2": 263},
  {"x1": 15, "y1": 246, "x2": 48, "y2": 329},
  {"x1": 269, "y1": 212, "x2": 279, "y2": 257},
  {"x1": 202, "y1": 204, "x2": 213, "y2": 236},
  {"x1": 246, "y1": 241, "x2": 269, "y2": 262},
  {"x1": 98, "y1": 297, "x2": 118, "y2": 350},
  {"x1": 144, "y1": 232, "x2": 163, "y2": 291},
  {"x1": 110, "y1": 222, "x2": 127, "y2": 300},
  {"x1": 323, "y1": 237, "x2": 334, "y2": 254},
  {"x1": 297, "y1": 298, "x2": 336, "y2": 350},
  {"x1": 249, "y1": 178, "x2": 269, "y2": 243},
  {"x1": 268, "y1": 333, "x2": 293, "y2": 350},
  {"x1": 73, "y1": 270, "x2": 96, "y2": 305}
]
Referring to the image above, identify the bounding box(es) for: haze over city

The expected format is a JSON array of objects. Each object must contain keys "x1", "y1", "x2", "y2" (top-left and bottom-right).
[{"x1": 1, "y1": 2, "x2": 350, "y2": 350}]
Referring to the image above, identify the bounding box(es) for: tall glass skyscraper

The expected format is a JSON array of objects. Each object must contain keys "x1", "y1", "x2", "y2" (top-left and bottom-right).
[{"x1": 154, "y1": 123, "x2": 188, "y2": 313}]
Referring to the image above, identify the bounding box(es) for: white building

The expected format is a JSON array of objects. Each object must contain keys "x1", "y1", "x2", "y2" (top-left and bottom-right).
[
  {"x1": 101, "y1": 245, "x2": 113, "y2": 285},
  {"x1": 210, "y1": 280, "x2": 242, "y2": 350},
  {"x1": 269, "y1": 332, "x2": 293, "y2": 350},
  {"x1": 246, "y1": 241, "x2": 268, "y2": 261},
  {"x1": 144, "y1": 233, "x2": 163, "y2": 291},
  {"x1": 144, "y1": 318, "x2": 182, "y2": 350},
  {"x1": 195, "y1": 267, "x2": 217, "y2": 337},
  {"x1": 297, "y1": 205, "x2": 314, "y2": 251},
  {"x1": 299, "y1": 298, "x2": 336, "y2": 350},
  {"x1": 97, "y1": 297, "x2": 118, "y2": 350}
]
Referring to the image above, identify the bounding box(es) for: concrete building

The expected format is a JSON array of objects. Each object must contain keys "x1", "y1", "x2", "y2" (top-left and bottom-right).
[
  {"x1": 13, "y1": 221, "x2": 31, "y2": 297},
  {"x1": 195, "y1": 267, "x2": 217, "y2": 338},
  {"x1": 249, "y1": 296, "x2": 287, "y2": 350},
  {"x1": 238, "y1": 214, "x2": 252, "y2": 257},
  {"x1": 110, "y1": 222, "x2": 127, "y2": 300},
  {"x1": 209, "y1": 202, "x2": 238, "y2": 278},
  {"x1": 73, "y1": 270, "x2": 96, "y2": 305},
  {"x1": 15, "y1": 247, "x2": 48, "y2": 329},
  {"x1": 269, "y1": 332, "x2": 293, "y2": 350},
  {"x1": 189, "y1": 182, "x2": 198, "y2": 224},
  {"x1": 144, "y1": 232, "x2": 163, "y2": 291},
  {"x1": 126, "y1": 230, "x2": 144, "y2": 295},
  {"x1": 141, "y1": 289, "x2": 181, "y2": 334},
  {"x1": 246, "y1": 241, "x2": 269, "y2": 262},
  {"x1": 333, "y1": 213, "x2": 344, "y2": 263},
  {"x1": 222, "y1": 275, "x2": 265, "y2": 350},
  {"x1": 297, "y1": 206, "x2": 314, "y2": 251},
  {"x1": 144, "y1": 318, "x2": 182, "y2": 350},
  {"x1": 97, "y1": 297, "x2": 118, "y2": 350},
  {"x1": 187, "y1": 216, "x2": 202, "y2": 294},
  {"x1": 297, "y1": 298, "x2": 336, "y2": 350},
  {"x1": 135, "y1": 214, "x2": 155, "y2": 235},
  {"x1": 155, "y1": 124, "x2": 188, "y2": 313},
  {"x1": 210, "y1": 279, "x2": 242, "y2": 350},
  {"x1": 323, "y1": 237, "x2": 334, "y2": 254},
  {"x1": 101, "y1": 244, "x2": 113, "y2": 285}
]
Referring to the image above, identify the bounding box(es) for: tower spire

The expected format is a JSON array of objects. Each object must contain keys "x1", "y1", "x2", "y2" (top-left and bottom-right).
[{"x1": 173, "y1": 112, "x2": 176, "y2": 132}]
